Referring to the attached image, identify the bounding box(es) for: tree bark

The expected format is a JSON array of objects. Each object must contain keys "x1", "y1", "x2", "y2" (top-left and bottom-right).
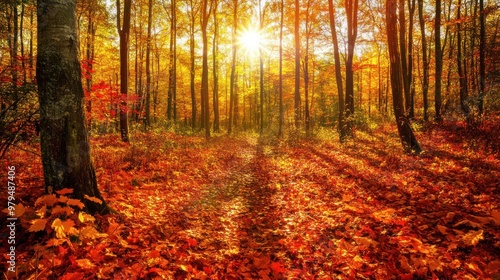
[
  {"x1": 434, "y1": 0, "x2": 443, "y2": 122},
  {"x1": 212, "y1": 0, "x2": 220, "y2": 132},
  {"x1": 344, "y1": 0, "x2": 359, "y2": 136},
  {"x1": 117, "y1": 0, "x2": 131, "y2": 141},
  {"x1": 417, "y1": 0, "x2": 429, "y2": 121},
  {"x1": 228, "y1": 0, "x2": 238, "y2": 134},
  {"x1": 278, "y1": 0, "x2": 284, "y2": 137},
  {"x1": 328, "y1": 0, "x2": 346, "y2": 141},
  {"x1": 294, "y1": 0, "x2": 300, "y2": 128},
  {"x1": 386, "y1": 0, "x2": 422, "y2": 154},
  {"x1": 145, "y1": 0, "x2": 153, "y2": 127},
  {"x1": 37, "y1": 0, "x2": 111, "y2": 214}
]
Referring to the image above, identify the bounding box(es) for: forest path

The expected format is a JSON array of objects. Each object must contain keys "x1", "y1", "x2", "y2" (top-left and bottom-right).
[{"x1": 172, "y1": 137, "x2": 287, "y2": 278}]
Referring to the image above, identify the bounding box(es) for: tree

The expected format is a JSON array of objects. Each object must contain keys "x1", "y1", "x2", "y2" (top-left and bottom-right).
[
  {"x1": 294, "y1": 0, "x2": 300, "y2": 128},
  {"x1": 417, "y1": 0, "x2": 429, "y2": 121},
  {"x1": 344, "y1": 0, "x2": 359, "y2": 135},
  {"x1": 385, "y1": 0, "x2": 422, "y2": 154},
  {"x1": 212, "y1": 0, "x2": 220, "y2": 132},
  {"x1": 228, "y1": 0, "x2": 238, "y2": 134},
  {"x1": 117, "y1": 0, "x2": 132, "y2": 141},
  {"x1": 145, "y1": 0, "x2": 153, "y2": 127},
  {"x1": 200, "y1": 0, "x2": 211, "y2": 138},
  {"x1": 278, "y1": 0, "x2": 284, "y2": 137},
  {"x1": 37, "y1": 0, "x2": 111, "y2": 214},
  {"x1": 434, "y1": 0, "x2": 443, "y2": 122}
]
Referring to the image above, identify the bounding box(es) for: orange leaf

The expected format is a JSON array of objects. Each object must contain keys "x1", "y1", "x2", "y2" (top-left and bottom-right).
[
  {"x1": 60, "y1": 272, "x2": 84, "y2": 280},
  {"x1": 78, "y1": 212, "x2": 95, "y2": 223},
  {"x1": 55, "y1": 188, "x2": 74, "y2": 195},
  {"x1": 84, "y1": 195, "x2": 102, "y2": 204},
  {"x1": 29, "y1": 219, "x2": 48, "y2": 232},
  {"x1": 35, "y1": 194, "x2": 58, "y2": 207},
  {"x1": 66, "y1": 198, "x2": 85, "y2": 209}
]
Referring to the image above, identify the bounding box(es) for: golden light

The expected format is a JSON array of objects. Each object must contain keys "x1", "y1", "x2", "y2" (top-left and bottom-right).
[{"x1": 238, "y1": 27, "x2": 264, "y2": 57}]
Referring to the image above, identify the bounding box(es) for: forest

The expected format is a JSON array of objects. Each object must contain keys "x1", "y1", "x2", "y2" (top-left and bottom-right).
[{"x1": 1, "y1": 0, "x2": 500, "y2": 278}]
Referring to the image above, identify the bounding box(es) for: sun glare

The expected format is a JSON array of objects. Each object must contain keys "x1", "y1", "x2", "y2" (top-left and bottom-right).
[{"x1": 238, "y1": 27, "x2": 264, "y2": 56}]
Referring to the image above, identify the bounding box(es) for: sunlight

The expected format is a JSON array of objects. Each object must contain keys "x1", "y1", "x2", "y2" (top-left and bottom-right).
[{"x1": 238, "y1": 27, "x2": 264, "y2": 57}]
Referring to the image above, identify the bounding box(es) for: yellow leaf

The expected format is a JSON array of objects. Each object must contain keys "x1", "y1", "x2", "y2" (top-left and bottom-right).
[
  {"x1": 29, "y1": 218, "x2": 48, "y2": 232},
  {"x1": 84, "y1": 195, "x2": 102, "y2": 204},
  {"x1": 55, "y1": 188, "x2": 74, "y2": 195},
  {"x1": 52, "y1": 219, "x2": 76, "y2": 238},
  {"x1": 78, "y1": 212, "x2": 95, "y2": 223},
  {"x1": 353, "y1": 236, "x2": 378, "y2": 248},
  {"x1": 66, "y1": 198, "x2": 84, "y2": 209},
  {"x1": 76, "y1": 258, "x2": 95, "y2": 269},
  {"x1": 80, "y1": 226, "x2": 106, "y2": 239},
  {"x1": 461, "y1": 230, "x2": 483, "y2": 246}
]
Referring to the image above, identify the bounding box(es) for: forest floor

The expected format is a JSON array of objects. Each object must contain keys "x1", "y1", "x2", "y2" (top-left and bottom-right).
[{"x1": 1, "y1": 117, "x2": 500, "y2": 279}]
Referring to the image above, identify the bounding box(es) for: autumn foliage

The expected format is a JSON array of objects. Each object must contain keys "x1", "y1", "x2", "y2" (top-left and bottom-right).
[{"x1": 2, "y1": 117, "x2": 500, "y2": 279}]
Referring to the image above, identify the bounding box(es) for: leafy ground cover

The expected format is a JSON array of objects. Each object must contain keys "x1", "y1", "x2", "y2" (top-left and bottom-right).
[{"x1": 1, "y1": 118, "x2": 500, "y2": 279}]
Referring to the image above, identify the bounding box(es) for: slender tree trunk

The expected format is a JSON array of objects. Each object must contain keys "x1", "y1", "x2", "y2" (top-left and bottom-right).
[
  {"x1": 328, "y1": 0, "x2": 346, "y2": 142},
  {"x1": 435, "y1": 0, "x2": 443, "y2": 122},
  {"x1": 278, "y1": 0, "x2": 284, "y2": 137},
  {"x1": 117, "y1": 0, "x2": 131, "y2": 142},
  {"x1": 212, "y1": 0, "x2": 220, "y2": 132},
  {"x1": 418, "y1": 0, "x2": 429, "y2": 121},
  {"x1": 294, "y1": 0, "x2": 300, "y2": 128},
  {"x1": 345, "y1": 0, "x2": 358, "y2": 136},
  {"x1": 228, "y1": 0, "x2": 238, "y2": 134},
  {"x1": 457, "y1": 0, "x2": 469, "y2": 117},
  {"x1": 167, "y1": 0, "x2": 177, "y2": 122},
  {"x1": 478, "y1": 0, "x2": 485, "y2": 115},
  {"x1": 20, "y1": 3, "x2": 26, "y2": 84},
  {"x1": 201, "y1": 0, "x2": 211, "y2": 138},
  {"x1": 145, "y1": 0, "x2": 153, "y2": 127},
  {"x1": 189, "y1": 0, "x2": 197, "y2": 128},
  {"x1": 259, "y1": 0, "x2": 264, "y2": 135},
  {"x1": 386, "y1": 0, "x2": 422, "y2": 154},
  {"x1": 37, "y1": 0, "x2": 111, "y2": 214},
  {"x1": 304, "y1": 0, "x2": 311, "y2": 135}
]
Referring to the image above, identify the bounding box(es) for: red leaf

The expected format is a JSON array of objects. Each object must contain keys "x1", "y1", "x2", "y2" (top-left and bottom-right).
[{"x1": 270, "y1": 261, "x2": 285, "y2": 273}]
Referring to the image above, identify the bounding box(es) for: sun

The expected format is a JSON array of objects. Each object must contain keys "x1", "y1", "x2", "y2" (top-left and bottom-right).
[{"x1": 238, "y1": 27, "x2": 264, "y2": 56}]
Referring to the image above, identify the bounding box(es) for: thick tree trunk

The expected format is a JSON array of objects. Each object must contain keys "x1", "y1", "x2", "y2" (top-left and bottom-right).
[
  {"x1": 386, "y1": 0, "x2": 422, "y2": 154},
  {"x1": 37, "y1": 0, "x2": 110, "y2": 214}
]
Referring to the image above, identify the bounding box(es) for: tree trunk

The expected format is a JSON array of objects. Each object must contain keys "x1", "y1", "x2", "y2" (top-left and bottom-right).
[
  {"x1": 386, "y1": 0, "x2": 422, "y2": 154},
  {"x1": 434, "y1": 0, "x2": 443, "y2": 122},
  {"x1": 212, "y1": 0, "x2": 220, "y2": 132},
  {"x1": 294, "y1": 0, "x2": 300, "y2": 129},
  {"x1": 328, "y1": 0, "x2": 346, "y2": 141},
  {"x1": 201, "y1": 0, "x2": 211, "y2": 138},
  {"x1": 345, "y1": 0, "x2": 359, "y2": 136},
  {"x1": 417, "y1": 0, "x2": 429, "y2": 121},
  {"x1": 37, "y1": 0, "x2": 111, "y2": 214},
  {"x1": 478, "y1": 0, "x2": 485, "y2": 115},
  {"x1": 456, "y1": 0, "x2": 469, "y2": 117},
  {"x1": 145, "y1": 0, "x2": 153, "y2": 127},
  {"x1": 228, "y1": 0, "x2": 238, "y2": 134},
  {"x1": 259, "y1": 0, "x2": 264, "y2": 135},
  {"x1": 189, "y1": 0, "x2": 196, "y2": 128},
  {"x1": 117, "y1": 0, "x2": 131, "y2": 141},
  {"x1": 278, "y1": 0, "x2": 284, "y2": 137}
]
